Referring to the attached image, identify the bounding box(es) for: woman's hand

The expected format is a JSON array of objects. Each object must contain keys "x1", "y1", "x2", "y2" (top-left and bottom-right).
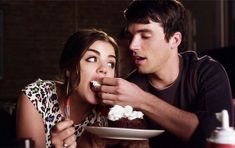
[{"x1": 51, "y1": 119, "x2": 77, "y2": 148}]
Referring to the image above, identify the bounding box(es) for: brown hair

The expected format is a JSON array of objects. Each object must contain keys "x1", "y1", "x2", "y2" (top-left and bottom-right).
[
  {"x1": 124, "y1": 0, "x2": 188, "y2": 51},
  {"x1": 59, "y1": 28, "x2": 119, "y2": 83}
]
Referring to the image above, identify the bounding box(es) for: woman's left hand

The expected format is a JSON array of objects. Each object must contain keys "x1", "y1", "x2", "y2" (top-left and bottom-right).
[{"x1": 51, "y1": 119, "x2": 77, "y2": 148}]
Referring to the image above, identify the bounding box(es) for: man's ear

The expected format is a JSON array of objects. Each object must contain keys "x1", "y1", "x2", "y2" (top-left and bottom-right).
[{"x1": 169, "y1": 32, "x2": 182, "y2": 49}]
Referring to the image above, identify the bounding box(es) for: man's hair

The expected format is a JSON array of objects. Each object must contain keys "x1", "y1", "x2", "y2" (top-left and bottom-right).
[{"x1": 124, "y1": 0, "x2": 188, "y2": 51}]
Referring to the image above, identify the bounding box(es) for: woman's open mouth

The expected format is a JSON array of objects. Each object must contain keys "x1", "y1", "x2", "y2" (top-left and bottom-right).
[{"x1": 90, "y1": 80, "x2": 101, "y2": 92}]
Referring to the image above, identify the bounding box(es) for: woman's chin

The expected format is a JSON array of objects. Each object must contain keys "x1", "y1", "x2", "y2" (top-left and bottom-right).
[{"x1": 87, "y1": 97, "x2": 100, "y2": 105}]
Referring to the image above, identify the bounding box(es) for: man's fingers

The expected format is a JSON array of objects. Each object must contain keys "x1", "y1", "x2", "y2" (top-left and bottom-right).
[
  {"x1": 102, "y1": 77, "x2": 120, "y2": 86},
  {"x1": 101, "y1": 85, "x2": 117, "y2": 94},
  {"x1": 101, "y1": 93, "x2": 117, "y2": 101}
]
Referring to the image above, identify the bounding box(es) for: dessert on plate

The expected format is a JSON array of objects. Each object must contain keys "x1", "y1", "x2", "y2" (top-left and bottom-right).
[{"x1": 107, "y1": 105, "x2": 146, "y2": 129}]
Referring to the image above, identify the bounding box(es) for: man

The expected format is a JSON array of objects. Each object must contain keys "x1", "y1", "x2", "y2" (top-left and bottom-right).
[{"x1": 100, "y1": 0, "x2": 234, "y2": 147}]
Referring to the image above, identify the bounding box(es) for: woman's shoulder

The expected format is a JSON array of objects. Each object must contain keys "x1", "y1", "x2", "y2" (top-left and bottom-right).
[
  {"x1": 21, "y1": 79, "x2": 61, "y2": 116},
  {"x1": 23, "y1": 78, "x2": 55, "y2": 90},
  {"x1": 22, "y1": 79, "x2": 59, "y2": 98}
]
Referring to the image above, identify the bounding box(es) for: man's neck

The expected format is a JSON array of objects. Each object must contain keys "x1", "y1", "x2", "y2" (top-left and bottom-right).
[{"x1": 148, "y1": 54, "x2": 180, "y2": 90}]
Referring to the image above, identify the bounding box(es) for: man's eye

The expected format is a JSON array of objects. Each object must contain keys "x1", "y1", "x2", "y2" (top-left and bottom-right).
[
  {"x1": 86, "y1": 57, "x2": 97, "y2": 62},
  {"x1": 142, "y1": 35, "x2": 151, "y2": 39},
  {"x1": 107, "y1": 62, "x2": 115, "y2": 69}
]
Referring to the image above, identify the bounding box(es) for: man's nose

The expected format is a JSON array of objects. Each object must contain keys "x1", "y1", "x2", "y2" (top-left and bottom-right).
[{"x1": 129, "y1": 37, "x2": 139, "y2": 51}]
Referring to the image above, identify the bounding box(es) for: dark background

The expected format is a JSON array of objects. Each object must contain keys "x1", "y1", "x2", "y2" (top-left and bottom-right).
[
  {"x1": 0, "y1": 0, "x2": 234, "y2": 146},
  {"x1": 0, "y1": 0, "x2": 235, "y2": 103}
]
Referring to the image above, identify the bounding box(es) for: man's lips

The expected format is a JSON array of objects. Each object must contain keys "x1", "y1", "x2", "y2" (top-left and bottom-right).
[{"x1": 134, "y1": 56, "x2": 147, "y2": 65}]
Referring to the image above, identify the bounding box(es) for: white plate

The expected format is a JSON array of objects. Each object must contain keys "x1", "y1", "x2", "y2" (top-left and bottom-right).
[{"x1": 85, "y1": 126, "x2": 164, "y2": 140}]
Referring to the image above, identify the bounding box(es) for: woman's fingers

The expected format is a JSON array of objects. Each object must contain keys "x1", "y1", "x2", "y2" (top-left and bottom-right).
[
  {"x1": 67, "y1": 141, "x2": 77, "y2": 148},
  {"x1": 52, "y1": 119, "x2": 74, "y2": 133},
  {"x1": 60, "y1": 126, "x2": 76, "y2": 140},
  {"x1": 51, "y1": 119, "x2": 76, "y2": 147},
  {"x1": 64, "y1": 134, "x2": 77, "y2": 148},
  {"x1": 52, "y1": 126, "x2": 75, "y2": 142}
]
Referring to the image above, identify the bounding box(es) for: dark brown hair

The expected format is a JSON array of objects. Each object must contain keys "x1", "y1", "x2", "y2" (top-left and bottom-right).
[
  {"x1": 59, "y1": 28, "x2": 119, "y2": 82},
  {"x1": 124, "y1": 0, "x2": 188, "y2": 51}
]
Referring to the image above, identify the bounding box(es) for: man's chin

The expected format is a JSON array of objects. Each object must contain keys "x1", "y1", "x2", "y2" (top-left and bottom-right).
[{"x1": 137, "y1": 68, "x2": 149, "y2": 74}]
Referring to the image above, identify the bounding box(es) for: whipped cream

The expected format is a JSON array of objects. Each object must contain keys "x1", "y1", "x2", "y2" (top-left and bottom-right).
[
  {"x1": 90, "y1": 80, "x2": 101, "y2": 91},
  {"x1": 108, "y1": 105, "x2": 144, "y2": 121}
]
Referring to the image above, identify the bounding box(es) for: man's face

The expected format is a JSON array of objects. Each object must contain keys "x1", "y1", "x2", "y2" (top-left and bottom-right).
[{"x1": 127, "y1": 20, "x2": 175, "y2": 74}]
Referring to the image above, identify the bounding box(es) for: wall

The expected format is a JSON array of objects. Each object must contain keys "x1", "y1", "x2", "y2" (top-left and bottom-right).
[
  {"x1": 183, "y1": 0, "x2": 235, "y2": 52},
  {"x1": 0, "y1": 0, "x2": 132, "y2": 102},
  {"x1": 0, "y1": 0, "x2": 234, "y2": 103}
]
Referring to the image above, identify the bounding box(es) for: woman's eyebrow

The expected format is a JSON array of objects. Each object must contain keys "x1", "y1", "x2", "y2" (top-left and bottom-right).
[
  {"x1": 87, "y1": 48, "x2": 116, "y2": 59},
  {"x1": 86, "y1": 48, "x2": 100, "y2": 55}
]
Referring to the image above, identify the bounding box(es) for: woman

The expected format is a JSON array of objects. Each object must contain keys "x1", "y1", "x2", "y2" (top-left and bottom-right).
[{"x1": 16, "y1": 28, "x2": 119, "y2": 147}]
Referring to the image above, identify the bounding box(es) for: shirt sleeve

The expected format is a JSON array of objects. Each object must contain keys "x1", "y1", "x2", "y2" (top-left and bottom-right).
[
  {"x1": 190, "y1": 59, "x2": 234, "y2": 146},
  {"x1": 22, "y1": 79, "x2": 49, "y2": 119}
]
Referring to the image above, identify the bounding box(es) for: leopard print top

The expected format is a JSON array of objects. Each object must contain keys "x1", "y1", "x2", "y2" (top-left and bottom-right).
[{"x1": 22, "y1": 79, "x2": 102, "y2": 147}]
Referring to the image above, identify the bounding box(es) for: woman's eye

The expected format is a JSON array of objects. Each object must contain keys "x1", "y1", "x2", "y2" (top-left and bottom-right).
[
  {"x1": 107, "y1": 62, "x2": 115, "y2": 69},
  {"x1": 86, "y1": 57, "x2": 97, "y2": 63}
]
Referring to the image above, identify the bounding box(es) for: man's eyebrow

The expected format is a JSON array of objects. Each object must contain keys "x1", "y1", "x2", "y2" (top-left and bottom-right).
[
  {"x1": 136, "y1": 29, "x2": 152, "y2": 33},
  {"x1": 127, "y1": 29, "x2": 152, "y2": 36}
]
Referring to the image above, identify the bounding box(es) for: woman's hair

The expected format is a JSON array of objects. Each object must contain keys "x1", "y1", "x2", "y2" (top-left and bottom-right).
[
  {"x1": 59, "y1": 28, "x2": 119, "y2": 82},
  {"x1": 124, "y1": 0, "x2": 188, "y2": 51}
]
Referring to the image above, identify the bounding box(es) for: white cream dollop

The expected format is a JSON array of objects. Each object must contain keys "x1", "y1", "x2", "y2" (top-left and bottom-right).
[{"x1": 108, "y1": 105, "x2": 144, "y2": 121}]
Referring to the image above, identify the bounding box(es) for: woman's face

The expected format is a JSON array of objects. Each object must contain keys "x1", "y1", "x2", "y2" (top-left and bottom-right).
[{"x1": 77, "y1": 40, "x2": 116, "y2": 104}]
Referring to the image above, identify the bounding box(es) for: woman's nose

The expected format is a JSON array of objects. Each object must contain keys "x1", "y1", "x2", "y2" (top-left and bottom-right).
[{"x1": 97, "y1": 63, "x2": 108, "y2": 75}]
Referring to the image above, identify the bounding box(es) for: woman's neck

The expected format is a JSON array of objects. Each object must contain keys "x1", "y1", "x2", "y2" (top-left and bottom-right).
[
  {"x1": 69, "y1": 92, "x2": 94, "y2": 123},
  {"x1": 56, "y1": 83, "x2": 93, "y2": 124}
]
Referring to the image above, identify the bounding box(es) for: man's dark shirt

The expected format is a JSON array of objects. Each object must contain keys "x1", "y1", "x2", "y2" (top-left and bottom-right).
[{"x1": 126, "y1": 51, "x2": 234, "y2": 148}]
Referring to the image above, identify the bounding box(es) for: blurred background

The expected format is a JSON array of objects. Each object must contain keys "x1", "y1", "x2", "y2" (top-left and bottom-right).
[{"x1": 0, "y1": 0, "x2": 234, "y2": 144}]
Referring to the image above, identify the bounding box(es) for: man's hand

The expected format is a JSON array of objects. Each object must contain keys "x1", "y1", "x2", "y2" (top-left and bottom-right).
[{"x1": 99, "y1": 77, "x2": 145, "y2": 109}]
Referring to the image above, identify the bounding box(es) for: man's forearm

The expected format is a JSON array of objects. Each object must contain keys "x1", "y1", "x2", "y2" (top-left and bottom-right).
[{"x1": 140, "y1": 92, "x2": 199, "y2": 141}]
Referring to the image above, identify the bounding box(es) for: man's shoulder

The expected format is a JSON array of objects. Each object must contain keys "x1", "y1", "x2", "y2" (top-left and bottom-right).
[
  {"x1": 180, "y1": 51, "x2": 227, "y2": 79},
  {"x1": 180, "y1": 51, "x2": 222, "y2": 67},
  {"x1": 180, "y1": 50, "x2": 209, "y2": 61}
]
